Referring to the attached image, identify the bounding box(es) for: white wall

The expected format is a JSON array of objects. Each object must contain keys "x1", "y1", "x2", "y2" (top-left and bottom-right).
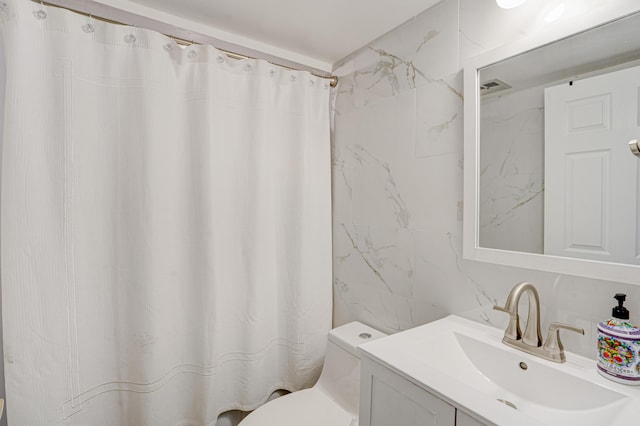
[{"x1": 331, "y1": 0, "x2": 640, "y2": 359}]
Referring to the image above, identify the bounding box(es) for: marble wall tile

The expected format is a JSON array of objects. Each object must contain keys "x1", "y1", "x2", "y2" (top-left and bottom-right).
[
  {"x1": 411, "y1": 230, "x2": 480, "y2": 307},
  {"x1": 333, "y1": 223, "x2": 419, "y2": 331},
  {"x1": 330, "y1": 148, "x2": 353, "y2": 225},
  {"x1": 334, "y1": 0, "x2": 459, "y2": 110},
  {"x1": 332, "y1": 73, "x2": 356, "y2": 116},
  {"x1": 342, "y1": 225, "x2": 415, "y2": 296},
  {"x1": 406, "y1": 154, "x2": 461, "y2": 233},
  {"x1": 332, "y1": 0, "x2": 640, "y2": 360},
  {"x1": 479, "y1": 86, "x2": 544, "y2": 253},
  {"x1": 346, "y1": 91, "x2": 416, "y2": 229},
  {"x1": 354, "y1": 0, "x2": 459, "y2": 83},
  {"x1": 331, "y1": 98, "x2": 359, "y2": 225},
  {"x1": 333, "y1": 224, "x2": 455, "y2": 332},
  {"x1": 415, "y1": 71, "x2": 463, "y2": 158},
  {"x1": 409, "y1": 0, "x2": 459, "y2": 82}
]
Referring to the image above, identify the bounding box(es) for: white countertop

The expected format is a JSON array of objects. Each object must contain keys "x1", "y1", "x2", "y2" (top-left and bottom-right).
[{"x1": 358, "y1": 315, "x2": 640, "y2": 426}]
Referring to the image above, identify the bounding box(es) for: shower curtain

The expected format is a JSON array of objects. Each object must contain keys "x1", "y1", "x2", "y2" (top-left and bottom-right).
[{"x1": 0, "y1": 2, "x2": 332, "y2": 425}]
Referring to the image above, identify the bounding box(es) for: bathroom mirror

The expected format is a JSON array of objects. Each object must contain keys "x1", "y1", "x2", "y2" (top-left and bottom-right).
[{"x1": 463, "y1": 9, "x2": 640, "y2": 285}]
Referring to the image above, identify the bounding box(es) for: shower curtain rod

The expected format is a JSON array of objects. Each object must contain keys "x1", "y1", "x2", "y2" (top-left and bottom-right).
[{"x1": 35, "y1": 0, "x2": 339, "y2": 87}]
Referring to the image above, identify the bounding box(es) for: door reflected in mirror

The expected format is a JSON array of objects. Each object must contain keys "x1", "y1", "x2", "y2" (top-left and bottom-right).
[{"x1": 477, "y1": 11, "x2": 640, "y2": 267}]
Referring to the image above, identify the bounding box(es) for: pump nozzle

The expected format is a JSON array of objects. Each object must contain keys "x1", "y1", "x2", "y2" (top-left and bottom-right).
[{"x1": 613, "y1": 293, "x2": 630, "y2": 320}]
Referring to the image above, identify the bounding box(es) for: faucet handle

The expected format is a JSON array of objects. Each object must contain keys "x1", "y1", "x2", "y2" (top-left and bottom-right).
[
  {"x1": 542, "y1": 322, "x2": 585, "y2": 362},
  {"x1": 492, "y1": 304, "x2": 509, "y2": 314},
  {"x1": 493, "y1": 304, "x2": 521, "y2": 341}
]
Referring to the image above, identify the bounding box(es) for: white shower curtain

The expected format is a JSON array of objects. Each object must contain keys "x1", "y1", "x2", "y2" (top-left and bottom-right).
[{"x1": 0, "y1": 2, "x2": 332, "y2": 425}]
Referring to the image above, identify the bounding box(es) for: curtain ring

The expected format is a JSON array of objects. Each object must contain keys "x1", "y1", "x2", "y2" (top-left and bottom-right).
[
  {"x1": 33, "y1": 1, "x2": 47, "y2": 20},
  {"x1": 82, "y1": 14, "x2": 95, "y2": 33}
]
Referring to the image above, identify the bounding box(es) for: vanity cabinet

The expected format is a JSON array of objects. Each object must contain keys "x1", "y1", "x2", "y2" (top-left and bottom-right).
[
  {"x1": 360, "y1": 356, "x2": 488, "y2": 426},
  {"x1": 456, "y1": 411, "x2": 487, "y2": 426}
]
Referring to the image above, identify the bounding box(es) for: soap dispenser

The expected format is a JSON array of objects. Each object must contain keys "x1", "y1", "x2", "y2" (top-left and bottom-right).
[{"x1": 597, "y1": 294, "x2": 640, "y2": 385}]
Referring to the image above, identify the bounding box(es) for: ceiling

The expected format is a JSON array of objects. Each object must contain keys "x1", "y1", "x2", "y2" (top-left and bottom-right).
[{"x1": 120, "y1": 0, "x2": 444, "y2": 72}]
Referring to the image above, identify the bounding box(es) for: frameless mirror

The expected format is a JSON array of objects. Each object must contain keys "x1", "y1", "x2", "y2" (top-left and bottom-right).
[{"x1": 463, "y1": 10, "x2": 640, "y2": 285}]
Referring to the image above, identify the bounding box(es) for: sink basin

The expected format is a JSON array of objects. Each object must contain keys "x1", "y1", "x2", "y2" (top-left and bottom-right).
[
  {"x1": 412, "y1": 330, "x2": 625, "y2": 411},
  {"x1": 460, "y1": 332, "x2": 624, "y2": 409},
  {"x1": 359, "y1": 315, "x2": 640, "y2": 426}
]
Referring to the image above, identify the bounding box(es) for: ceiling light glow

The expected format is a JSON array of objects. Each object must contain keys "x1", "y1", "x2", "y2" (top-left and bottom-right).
[
  {"x1": 496, "y1": 0, "x2": 528, "y2": 9},
  {"x1": 544, "y1": 3, "x2": 566, "y2": 22}
]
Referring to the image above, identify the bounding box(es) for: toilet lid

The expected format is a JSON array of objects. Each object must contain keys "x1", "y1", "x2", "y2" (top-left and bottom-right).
[{"x1": 239, "y1": 388, "x2": 357, "y2": 426}]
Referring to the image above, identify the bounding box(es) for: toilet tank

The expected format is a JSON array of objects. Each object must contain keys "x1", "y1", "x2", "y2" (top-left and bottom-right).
[{"x1": 315, "y1": 322, "x2": 387, "y2": 416}]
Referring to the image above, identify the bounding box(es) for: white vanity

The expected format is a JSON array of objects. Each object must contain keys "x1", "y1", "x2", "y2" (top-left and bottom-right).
[
  {"x1": 358, "y1": 316, "x2": 640, "y2": 426},
  {"x1": 359, "y1": 352, "x2": 485, "y2": 426}
]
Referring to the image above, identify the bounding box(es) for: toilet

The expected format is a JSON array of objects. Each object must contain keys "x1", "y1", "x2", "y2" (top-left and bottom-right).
[{"x1": 238, "y1": 321, "x2": 387, "y2": 426}]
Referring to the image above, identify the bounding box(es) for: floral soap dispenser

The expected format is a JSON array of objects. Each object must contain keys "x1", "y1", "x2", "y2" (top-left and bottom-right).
[{"x1": 597, "y1": 293, "x2": 640, "y2": 385}]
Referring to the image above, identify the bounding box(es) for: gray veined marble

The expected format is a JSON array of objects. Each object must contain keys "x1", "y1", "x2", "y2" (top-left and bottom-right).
[
  {"x1": 331, "y1": 147, "x2": 352, "y2": 199},
  {"x1": 480, "y1": 179, "x2": 544, "y2": 229},
  {"x1": 354, "y1": 47, "x2": 427, "y2": 95},
  {"x1": 480, "y1": 86, "x2": 544, "y2": 253},
  {"x1": 416, "y1": 30, "x2": 441, "y2": 54},
  {"x1": 333, "y1": 0, "x2": 459, "y2": 109},
  {"x1": 416, "y1": 72, "x2": 463, "y2": 159},
  {"x1": 427, "y1": 112, "x2": 458, "y2": 138},
  {"x1": 445, "y1": 232, "x2": 498, "y2": 324},
  {"x1": 338, "y1": 224, "x2": 414, "y2": 297},
  {"x1": 353, "y1": 145, "x2": 411, "y2": 229}
]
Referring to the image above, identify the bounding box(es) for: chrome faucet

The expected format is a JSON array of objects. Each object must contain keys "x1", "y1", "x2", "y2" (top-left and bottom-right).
[{"x1": 493, "y1": 282, "x2": 584, "y2": 363}]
